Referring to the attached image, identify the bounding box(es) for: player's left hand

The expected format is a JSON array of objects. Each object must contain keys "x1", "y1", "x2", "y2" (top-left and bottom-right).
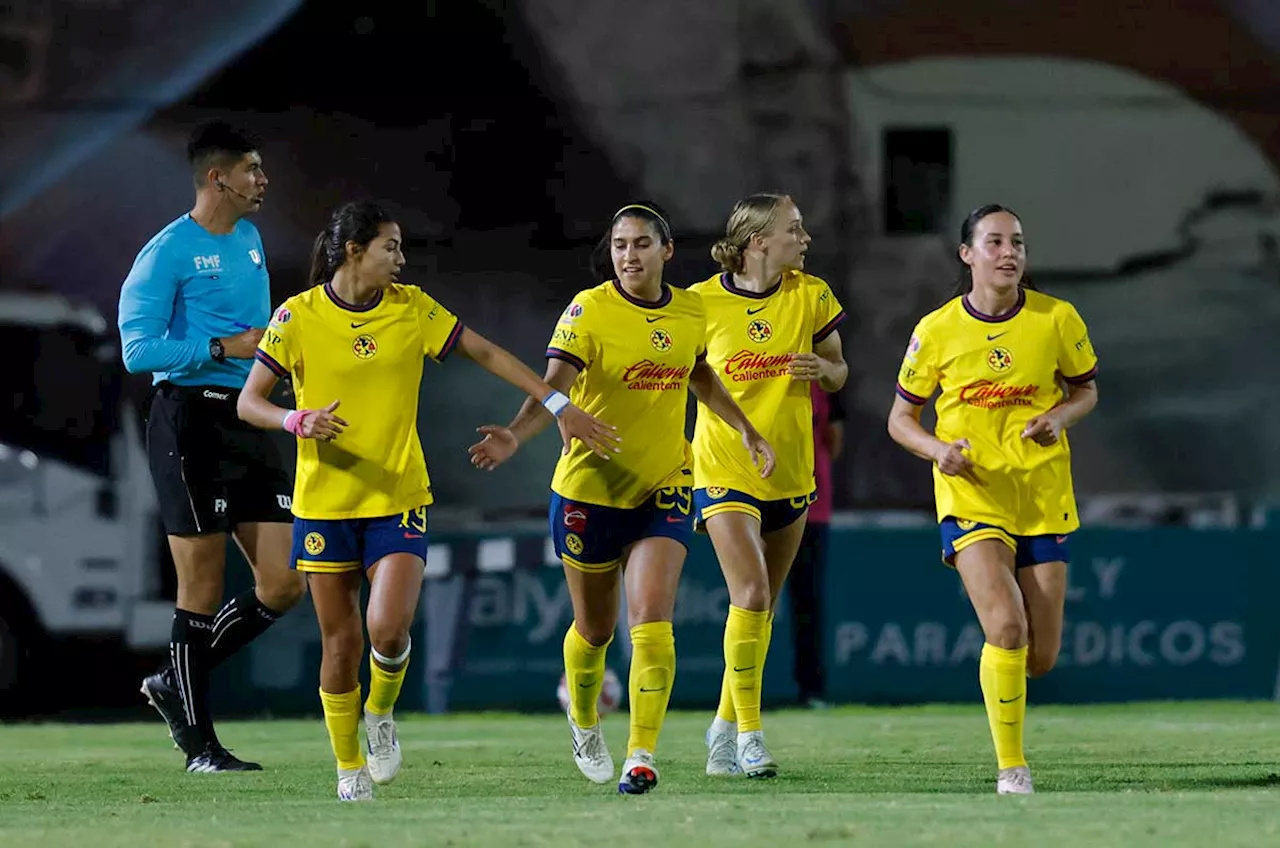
[
  {"x1": 787, "y1": 352, "x2": 823, "y2": 382},
  {"x1": 741, "y1": 428, "x2": 776, "y2": 478},
  {"x1": 468, "y1": 425, "x2": 519, "y2": 471},
  {"x1": 558, "y1": 404, "x2": 622, "y2": 460},
  {"x1": 1021, "y1": 413, "x2": 1062, "y2": 447}
]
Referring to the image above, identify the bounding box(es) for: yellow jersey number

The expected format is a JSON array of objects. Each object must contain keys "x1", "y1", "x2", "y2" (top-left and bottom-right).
[
  {"x1": 399, "y1": 505, "x2": 428, "y2": 535},
  {"x1": 655, "y1": 486, "x2": 692, "y2": 516}
]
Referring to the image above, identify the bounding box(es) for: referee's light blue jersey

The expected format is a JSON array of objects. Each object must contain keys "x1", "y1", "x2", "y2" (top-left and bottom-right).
[{"x1": 118, "y1": 213, "x2": 272, "y2": 388}]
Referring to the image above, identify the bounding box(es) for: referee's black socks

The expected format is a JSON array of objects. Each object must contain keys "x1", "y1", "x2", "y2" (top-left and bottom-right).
[
  {"x1": 208, "y1": 590, "x2": 284, "y2": 668},
  {"x1": 170, "y1": 609, "x2": 217, "y2": 746}
]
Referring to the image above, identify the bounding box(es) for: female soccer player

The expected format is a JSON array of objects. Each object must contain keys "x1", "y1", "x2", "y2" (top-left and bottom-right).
[
  {"x1": 887, "y1": 204, "x2": 1099, "y2": 795},
  {"x1": 237, "y1": 201, "x2": 616, "y2": 801},
  {"x1": 469, "y1": 202, "x2": 775, "y2": 795},
  {"x1": 691, "y1": 193, "x2": 847, "y2": 779}
]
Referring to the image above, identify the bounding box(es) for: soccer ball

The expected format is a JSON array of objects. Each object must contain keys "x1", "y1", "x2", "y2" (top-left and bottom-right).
[{"x1": 556, "y1": 667, "x2": 623, "y2": 715}]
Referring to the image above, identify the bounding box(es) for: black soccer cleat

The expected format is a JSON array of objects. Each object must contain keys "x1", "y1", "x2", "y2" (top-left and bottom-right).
[
  {"x1": 141, "y1": 667, "x2": 201, "y2": 756},
  {"x1": 186, "y1": 744, "x2": 263, "y2": 773}
]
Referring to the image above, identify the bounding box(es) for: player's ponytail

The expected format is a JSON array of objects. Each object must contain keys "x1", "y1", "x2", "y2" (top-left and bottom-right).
[
  {"x1": 310, "y1": 201, "x2": 394, "y2": 285},
  {"x1": 713, "y1": 193, "x2": 790, "y2": 274},
  {"x1": 951, "y1": 203, "x2": 1039, "y2": 299}
]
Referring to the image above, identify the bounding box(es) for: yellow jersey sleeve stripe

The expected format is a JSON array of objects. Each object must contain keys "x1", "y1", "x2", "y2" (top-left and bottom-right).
[
  {"x1": 437, "y1": 318, "x2": 464, "y2": 361},
  {"x1": 813, "y1": 311, "x2": 846, "y2": 344},
  {"x1": 953, "y1": 527, "x2": 1016, "y2": 553},
  {"x1": 561, "y1": 553, "x2": 620, "y2": 573},
  {"x1": 546, "y1": 347, "x2": 588, "y2": 371},
  {"x1": 296, "y1": 559, "x2": 362, "y2": 573},
  {"x1": 896, "y1": 383, "x2": 928, "y2": 405},
  {"x1": 1063, "y1": 365, "x2": 1098, "y2": 385},
  {"x1": 700, "y1": 501, "x2": 762, "y2": 521},
  {"x1": 255, "y1": 350, "x2": 288, "y2": 377}
]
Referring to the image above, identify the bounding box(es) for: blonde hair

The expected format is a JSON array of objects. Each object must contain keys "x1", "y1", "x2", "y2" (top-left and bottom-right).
[{"x1": 710, "y1": 193, "x2": 792, "y2": 273}]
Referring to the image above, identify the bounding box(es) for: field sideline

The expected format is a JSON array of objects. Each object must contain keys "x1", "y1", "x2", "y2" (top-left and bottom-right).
[{"x1": 2, "y1": 702, "x2": 1277, "y2": 846}]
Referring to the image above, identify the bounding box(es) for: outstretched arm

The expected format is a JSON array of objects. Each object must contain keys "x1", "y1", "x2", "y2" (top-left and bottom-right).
[{"x1": 457, "y1": 328, "x2": 619, "y2": 464}]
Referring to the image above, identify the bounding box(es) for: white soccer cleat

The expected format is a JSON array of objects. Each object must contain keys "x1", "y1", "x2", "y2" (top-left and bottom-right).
[
  {"x1": 337, "y1": 765, "x2": 374, "y2": 801},
  {"x1": 617, "y1": 749, "x2": 659, "y2": 795},
  {"x1": 567, "y1": 713, "x2": 615, "y2": 784},
  {"x1": 705, "y1": 717, "x2": 740, "y2": 776},
  {"x1": 997, "y1": 765, "x2": 1034, "y2": 795},
  {"x1": 365, "y1": 710, "x2": 402, "y2": 785},
  {"x1": 736, "y1": 729, "x2": 778, "y2": 779}
]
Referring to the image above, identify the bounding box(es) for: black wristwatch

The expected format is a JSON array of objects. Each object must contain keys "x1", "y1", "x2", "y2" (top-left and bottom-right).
[{"x1": 209, "y1": 337, "x2": 226, "y2": 363}]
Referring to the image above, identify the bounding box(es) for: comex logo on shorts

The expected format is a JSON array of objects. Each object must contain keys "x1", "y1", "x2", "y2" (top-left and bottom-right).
[{"x1": 203, "y1": 390, "x2": 230, "y2": 401}]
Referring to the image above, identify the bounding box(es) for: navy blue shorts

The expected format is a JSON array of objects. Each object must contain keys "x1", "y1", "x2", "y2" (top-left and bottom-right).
[
  {"x1": 549, "y1": 487, "x2": 693, "y2": 573},
  {"x1": 693, "y1": 486, "x2": 815, "y2": 535},
  {"x1": 291, "y1": 504, "x2": 429, "y2": 573},
  {"x1": 939, "y1": 516, "x2": 1070, "y2": 569}
]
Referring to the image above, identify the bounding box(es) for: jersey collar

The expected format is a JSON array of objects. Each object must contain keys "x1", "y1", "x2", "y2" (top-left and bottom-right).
[
  {"x1": 611, "y1": 279, "x2": 671, "y2": 309},
  {"x1": 719, "y1": 271, "x2": 782, "y2": 300},
  {"x1": 962, "y1": 288, "x2": 1025, "y2": 323},
  {"x1": 324, "y1": 282, "x2": 383, "y2": 313}
]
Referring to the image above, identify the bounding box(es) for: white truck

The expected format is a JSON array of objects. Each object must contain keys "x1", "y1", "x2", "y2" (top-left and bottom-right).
[{"x1": 0, "y1": 291, "x2": 172, "y2": 712}]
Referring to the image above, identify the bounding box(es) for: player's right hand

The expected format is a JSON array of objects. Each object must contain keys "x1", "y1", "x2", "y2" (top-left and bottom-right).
[
  {"x1": 557, "y1": 405, "x2": 622, "y2": 460},
  {"x1": 933, "y1": 438, "x2": 982, "y2": 485},
  {"x1": 298, "y1": 400, "x2": 347, "y2": 441},
  {"x1": 222, "y1": 327, "x2": 265, "y2": 359},
  {"x1": 468, "y1": 425, "x2": 519, "y2": 471}
]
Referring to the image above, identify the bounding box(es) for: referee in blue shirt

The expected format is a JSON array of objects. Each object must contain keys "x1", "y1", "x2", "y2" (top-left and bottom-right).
[{"x1": 118, "y1": 121, "x2": 305, "y2": 773}]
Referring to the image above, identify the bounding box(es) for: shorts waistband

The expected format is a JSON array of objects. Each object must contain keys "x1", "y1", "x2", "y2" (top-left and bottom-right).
[{"x1": 155, "y1": 381, "x2": 242, "y2": 404}]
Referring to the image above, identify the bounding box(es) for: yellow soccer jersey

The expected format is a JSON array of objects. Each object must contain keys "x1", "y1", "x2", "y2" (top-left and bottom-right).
[
  {"x1": 690, "y1": 270, "x2": 846, "y2": 501},
  {"x1": 255, "y1": 282, "x2": 463, "y2": 520},
  {"x1": 896, "y1": 288, "x2": 1099, "y2": 536},
  {"x1": 546, "y1": 280, "x2": 706, "y2": 509}
]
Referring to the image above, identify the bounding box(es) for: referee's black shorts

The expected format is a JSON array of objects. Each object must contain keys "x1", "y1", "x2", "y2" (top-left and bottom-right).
[{"x1": 145, "y1": 382, "x2": 294, "y2": 536}]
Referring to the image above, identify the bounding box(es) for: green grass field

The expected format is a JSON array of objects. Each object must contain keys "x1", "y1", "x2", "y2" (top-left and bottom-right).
[{"x1": 2, "y1": 702, "x2": 1277, "y2": 846}]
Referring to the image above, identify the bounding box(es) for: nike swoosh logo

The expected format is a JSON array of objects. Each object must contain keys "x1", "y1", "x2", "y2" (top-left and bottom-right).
[
  {"x1": 665, "y1": 516, "x2": 684, "y2": 523},
  {"x1": 746, "y1": 306, "x2": 767, "y2": 315},
  {"x1": 732, "y1": 665, "x2": 756, "y2": 673},
  {"x1": 999, "y1": 695, "x2": 1023, "y2": 704},
  {"x1": 638, "y1": 686, "x2": 666, "y2": 693},
  {"x1": 351, "y1": 321, "x2": 373, "y2": 329},
  {"x1": 645, "y1": 316, "x2": 662, "y2": 323},
  {"x1": 987, "y1": 332, "x2": 1007, "y2": 341},
  {"x1": 578, "y1": 682, "x2": 594, "y2": 688},
  {"x1": 403, "y1": 533, "x2": 423, "y2": 540}
]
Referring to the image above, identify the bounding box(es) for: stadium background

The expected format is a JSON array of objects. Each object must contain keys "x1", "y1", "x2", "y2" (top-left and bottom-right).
[{"x1": 2, "y1": 0, "x2": 1279, "y2": 721}]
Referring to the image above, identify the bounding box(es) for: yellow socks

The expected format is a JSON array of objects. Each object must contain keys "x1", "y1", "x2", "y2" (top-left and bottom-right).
[
  {"x1": 723, "y1": 605, "x2": 769, "y2": 732},
  {"x1": 980, "y1": 643, "x2": 1028, "y2": 769},
  {"x1": 563, "y1": 623, "x2": 611, "y2": 727},
  {"x1": 319, "y1": 686, "x2": 364, "y2": 771},
  {"x1": 365, "y1": 646, "x2": 410, "y2": 717},
  {"x1": 626, "y1": 621, "x2": 675, "y2": 756}
]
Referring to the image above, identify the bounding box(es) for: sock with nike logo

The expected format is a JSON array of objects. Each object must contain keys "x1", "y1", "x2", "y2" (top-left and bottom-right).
[
  {"x1": 563, "y1": 623, "x2": 611, "y2": 727},
  {"x1": 626, "y1": 621, "x2": 675, "y2": 756},
  {"x1": 724, "y1": 605, "x2": 769, "y2": 732},
  {"x1": 980, "y1": 642, "x2": 1028, "y2": 769}
]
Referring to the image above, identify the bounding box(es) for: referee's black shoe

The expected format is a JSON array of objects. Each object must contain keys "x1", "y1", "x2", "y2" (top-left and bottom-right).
[
  {"x1": 186, "y1": 744, "x2": 263, "y2": 773},
  {"x1": 141, "y1": 667, "x2": 201, "y2": 756}
]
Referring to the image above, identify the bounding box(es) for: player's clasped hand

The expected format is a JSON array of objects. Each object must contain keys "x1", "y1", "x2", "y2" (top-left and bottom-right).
[
  {"x1": 742, "y1": 429, "x2": 777, "y2": 478},
  {"x1": 558, "y1": 404, "x2": 622, "y2": 460},
  {"x1": 1021, "y1": 413, "x2": 1062, "y2": 447},
  {"x1": 286, "y1": 400, "x2": 347, "y2": 442},
  {"x1": 786, "y1": 352, "x2": 823, "y2": 382},
  {"x1": 933, "y1": 438, "x2": 982, "y2": 485}
]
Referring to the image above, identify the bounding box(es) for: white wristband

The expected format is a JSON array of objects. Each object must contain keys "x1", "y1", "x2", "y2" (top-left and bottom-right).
[{"x1": 541, "y1": 390, "x2": 570, "y2": 418}]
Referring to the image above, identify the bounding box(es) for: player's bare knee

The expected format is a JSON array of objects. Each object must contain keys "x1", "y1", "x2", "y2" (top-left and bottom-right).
[
  {"x1": 983, "y1": 614, "x2": 1028, "y2": 650},
  {"x1": 626, "y1": 602, "x2": 672, "y2": 631},
  {"x1": 257, "y1": 570, "x2": 305, "y2": 612},
  {"x1": 366, "y1": 623, "x2": 410, "y2": 661},
  {"x1": 728, "y1": 578, "x2": 770, "y2": 612}
]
